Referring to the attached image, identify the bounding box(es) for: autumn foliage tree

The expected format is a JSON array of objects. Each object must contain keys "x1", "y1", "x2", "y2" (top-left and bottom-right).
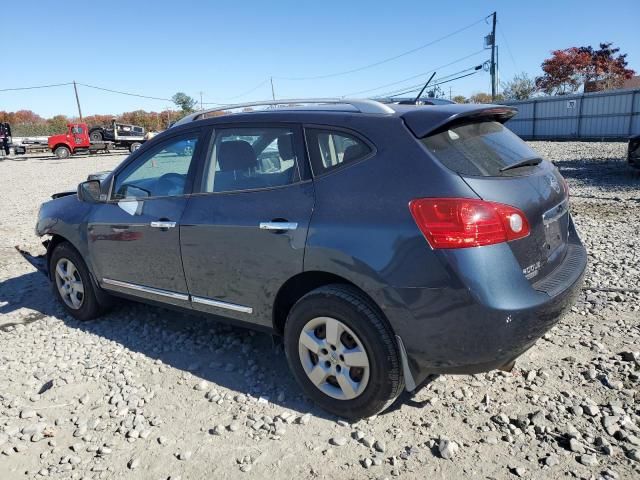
[
  {"x1": 0, "y1": 109, "x2": 180, "y2": 137},
  {"x1": 536, "y1": 42, "x2": 635, "y2": 95}
]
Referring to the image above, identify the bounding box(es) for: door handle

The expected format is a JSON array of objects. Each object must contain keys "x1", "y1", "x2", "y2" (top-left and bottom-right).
[
  {"x1": 150, "y1": 221, "x2": 176, "y2": 228},
  {"x1": 259, "y1": 221, "x2": 298, "y2": 231}
]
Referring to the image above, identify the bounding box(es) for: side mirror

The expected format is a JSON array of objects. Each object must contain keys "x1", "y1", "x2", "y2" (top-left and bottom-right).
[{"x1": 78, "y1": 180, "x2": 102, "y2": 203}]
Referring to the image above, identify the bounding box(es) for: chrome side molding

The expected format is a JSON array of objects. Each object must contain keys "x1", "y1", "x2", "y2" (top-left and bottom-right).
[
  {"x1": 102, "y1": 278, "x2": 189, "y2": 301},
  {"x1": 192, "y1": 296, "x2": 253, "y2": 314},
  {"x1": 101, "y1": 278, "x2": 253, "y2": 314}
]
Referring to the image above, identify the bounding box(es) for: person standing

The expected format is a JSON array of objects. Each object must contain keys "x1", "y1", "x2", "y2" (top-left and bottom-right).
[{"x1": 0, "y1": 123, "x2": 11, "y2": 156}]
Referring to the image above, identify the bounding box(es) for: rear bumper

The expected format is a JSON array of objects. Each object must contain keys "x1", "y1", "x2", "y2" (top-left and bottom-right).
[{"x1": 389, "y1": 230, "x2": 587, "y2": 387}]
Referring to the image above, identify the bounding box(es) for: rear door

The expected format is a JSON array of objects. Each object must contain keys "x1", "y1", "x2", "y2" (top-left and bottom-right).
[
  {"x1": 419, "y1": 121, "x2": 569, "y2": 282},
  {"x1": 180, "y1": 124, "x2": 314, "y2": 327}
]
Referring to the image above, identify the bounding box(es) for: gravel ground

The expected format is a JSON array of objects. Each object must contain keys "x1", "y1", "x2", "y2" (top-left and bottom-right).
[{"x1": 0, "y1": 143, "x2": 638, "y2": 479}]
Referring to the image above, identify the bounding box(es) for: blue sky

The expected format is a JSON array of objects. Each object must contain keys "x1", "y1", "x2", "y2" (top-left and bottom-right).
[{"x1": 3, "y1": 0, "x2": 638, "y2": 117}]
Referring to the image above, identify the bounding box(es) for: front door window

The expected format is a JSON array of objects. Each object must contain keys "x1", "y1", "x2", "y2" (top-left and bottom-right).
[{"x1": 112, "y1": 136, "x2": 199, "y2": 199}]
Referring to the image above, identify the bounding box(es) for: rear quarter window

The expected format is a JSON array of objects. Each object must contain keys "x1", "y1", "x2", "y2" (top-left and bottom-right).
[
  {"x1": 305, "y1": 128, "x2": 372, "y2": 175},
  {"x1": 421, "y1": 121, "x2": 540, "y2": 176}
]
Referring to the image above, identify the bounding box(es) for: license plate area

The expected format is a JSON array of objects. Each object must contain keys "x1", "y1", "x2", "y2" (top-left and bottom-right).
[{"x1": 542, "y1": 200, "x2": 569, "y2": 257}]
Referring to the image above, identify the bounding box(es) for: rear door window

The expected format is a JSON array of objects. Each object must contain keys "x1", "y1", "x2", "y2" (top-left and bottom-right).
[
  {"x1": 202, "y1": 127, "x2": 300, "y2": 193},
  {"x1": 421, "y1": 121, "x2": 540, "y2": 176},
  {"x1": 305, "y1": 128, "x2": 372, "y2": 175}
]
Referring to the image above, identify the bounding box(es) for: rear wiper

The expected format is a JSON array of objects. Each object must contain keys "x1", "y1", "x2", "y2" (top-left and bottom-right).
[{"x1": 500, "y1": 156, "x2": 543, "y2": 172}]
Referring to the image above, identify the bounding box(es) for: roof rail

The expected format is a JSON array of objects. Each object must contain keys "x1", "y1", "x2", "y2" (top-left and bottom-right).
[{"x1": 171, "y1": 98, "x2": 395, "y2": 127}]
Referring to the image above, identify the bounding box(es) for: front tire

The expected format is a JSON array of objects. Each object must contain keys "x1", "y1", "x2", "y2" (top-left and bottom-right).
[
  {"x1": 284, "y1": 284, "x2": 403, "y2": 419},
  {"x1": 129, "y1": 142, "x2": 142, "y2": 153},
  {"x1": 50, "y1": 242, "x2": 104, "y2": 321}
]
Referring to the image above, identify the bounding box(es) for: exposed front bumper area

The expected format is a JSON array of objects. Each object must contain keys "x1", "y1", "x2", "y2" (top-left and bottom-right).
[{"x1": 391, "y1": 232, "x2": 587, "y2": 389}]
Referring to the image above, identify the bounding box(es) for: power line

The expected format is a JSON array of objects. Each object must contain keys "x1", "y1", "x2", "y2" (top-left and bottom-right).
[
  {"x1": 275, "y1": 15, "x2": 491, "y2": 81},
  {"x1": 77, "y1": 83, "x2": 173, "y2": 102},
  {"x1": 497, "y1": 19, "x2": 517, "y2": 69},
  {"x1": 378, "y1": 70, "x2": 483, "y2": 98},
  {"x1": 375, "y1": 66, "x2": 483, "y2": 98},
  {"x1": 0, "y1": 82, "x2": 73, "y2": 92},
  {"x1": 201, "y1": 79, "x2": 270, "y2": 105},
  {"x1": 342, "y1": 50, "x2": 486, "y2": 97}
]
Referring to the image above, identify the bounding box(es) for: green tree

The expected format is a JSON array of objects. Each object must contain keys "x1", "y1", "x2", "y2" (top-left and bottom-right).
[
  {"x1": 172, "y1": 92, "x2": 197, "y2": 115},
  {"x1": 468, "y1": 92, "x2": 493, "y2": 104},
  {"x1": 47, "y1": 115, "x2": 69, "y2": 134},
  {"x1": 452, "y1": 95, "x2": 467, "y2": 104},
  {"x1": 501, "y1": 73, "x2": 536, "y2": 100}
]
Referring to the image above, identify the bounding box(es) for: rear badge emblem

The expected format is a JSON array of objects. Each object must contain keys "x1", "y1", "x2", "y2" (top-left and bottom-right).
[
  {"x1": 523, "y1": 261, "x2": 541, "y2": 279},
  {"x1": 546, "y1": 174, "x2": 561, "y2": 194}
]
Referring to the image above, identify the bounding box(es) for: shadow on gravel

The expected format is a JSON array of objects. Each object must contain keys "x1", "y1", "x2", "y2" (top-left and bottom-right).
[
  {"x1": 0, "y1": 271, "x2": 58, "y2": 321},
  {"x1": 2, "y1": 270, "x2": 434, "y2": 420},
  {"x1": 553, "y1": 157, "x2": 640, "y2": 195}
]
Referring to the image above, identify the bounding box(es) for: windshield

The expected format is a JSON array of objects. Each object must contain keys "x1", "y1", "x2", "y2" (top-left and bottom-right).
[{"x1": 421, "y1": 121, "x2": 541, "y2": 176}]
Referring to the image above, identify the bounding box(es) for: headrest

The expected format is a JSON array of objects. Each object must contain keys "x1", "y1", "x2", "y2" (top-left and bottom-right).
[
  {"x1": 277, "y1": 134, "x2": 294, "y2": 161},
  {"x1": 343, "y1": 144, "x2": 367, "y2": 163},
  {"x1": 218, "y1": 140, "x2": 257, "y2": 171}
]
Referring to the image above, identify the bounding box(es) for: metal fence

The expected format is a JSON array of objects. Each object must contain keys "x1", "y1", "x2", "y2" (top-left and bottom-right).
[{"x1": 503, "y1": 88, "x2": 640, "y2": 141}]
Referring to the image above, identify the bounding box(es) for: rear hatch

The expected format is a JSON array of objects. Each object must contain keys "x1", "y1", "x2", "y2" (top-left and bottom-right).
[{"x1": 406, "y1": 110, "x2": 569, "y2": 283}]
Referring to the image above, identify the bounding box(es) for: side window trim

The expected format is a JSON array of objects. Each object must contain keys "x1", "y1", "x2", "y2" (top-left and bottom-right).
[
  {"x1": 302, "y1": 124, "x2": 376, "y2": 177},
  {"x1": 192, "y1": 123, "x2": 308, "y2": 195},
  {"x1": 108, "y1": 128, "x2": 204, "y2": 202}
]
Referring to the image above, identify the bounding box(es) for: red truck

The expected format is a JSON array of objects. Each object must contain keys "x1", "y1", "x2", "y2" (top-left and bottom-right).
[
  {"x1": 47, "y1": 123, "x2": 113, "y2": 158},
  {"x1": 15, "y1": 121, "x2": 146, "y2": 158}
]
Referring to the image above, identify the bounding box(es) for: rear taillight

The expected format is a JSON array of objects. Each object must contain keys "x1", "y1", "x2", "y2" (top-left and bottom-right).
[{"x1": 409, "y1": 198, "x2": 530, "y2": 249}]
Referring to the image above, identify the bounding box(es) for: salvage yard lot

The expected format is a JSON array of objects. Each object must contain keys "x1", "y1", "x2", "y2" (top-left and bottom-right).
[{"x1": 0, "y1": 143, "x2": 639, "y2": 479}]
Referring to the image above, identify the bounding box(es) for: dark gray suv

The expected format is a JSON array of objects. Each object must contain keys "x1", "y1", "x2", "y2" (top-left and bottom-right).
[{"x1": 36, "y1": 99, "x2": 587, "y2": 418}]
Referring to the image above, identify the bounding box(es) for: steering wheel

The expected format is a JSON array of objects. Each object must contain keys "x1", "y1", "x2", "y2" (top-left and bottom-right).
[{"x1": 156, "y1": 173, "x2": 185, "y2": 195}]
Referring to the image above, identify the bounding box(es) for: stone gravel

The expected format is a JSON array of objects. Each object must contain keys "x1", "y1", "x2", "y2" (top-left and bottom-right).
[{"x1": 0, "y1": 142, "x2": 639, "y2": 479}]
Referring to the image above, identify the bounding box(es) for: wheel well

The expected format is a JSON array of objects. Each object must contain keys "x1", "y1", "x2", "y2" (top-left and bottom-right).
[
  {"x1": 52, "y1": 143, "x2": 70, "y2": 152},
  {"x1": 45, "y1": 234, "x2": 69, "y2": 274},
  {"x1": 272, "y1": 271, "x2": 371, "y2": 335}
]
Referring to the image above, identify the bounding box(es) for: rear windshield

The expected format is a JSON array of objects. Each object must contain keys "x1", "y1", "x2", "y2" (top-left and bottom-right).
[{"x1": 420, "y1": 121, "x2": 539, "y2": 176}]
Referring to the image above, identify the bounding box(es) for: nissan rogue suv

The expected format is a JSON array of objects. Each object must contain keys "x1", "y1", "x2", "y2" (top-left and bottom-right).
[{"x1": 35, "y1": 99, "x2": 587, "y2": 418}]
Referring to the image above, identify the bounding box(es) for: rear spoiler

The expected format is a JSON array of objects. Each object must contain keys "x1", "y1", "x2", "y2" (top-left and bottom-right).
[{"x1": 400, "y1": 105, "x2": 518, "y2": 138}]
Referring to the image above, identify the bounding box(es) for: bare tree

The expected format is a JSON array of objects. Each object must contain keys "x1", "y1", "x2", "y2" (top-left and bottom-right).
[{"x1": 501, "y1": 73, "x2": 536, "y2": 100}]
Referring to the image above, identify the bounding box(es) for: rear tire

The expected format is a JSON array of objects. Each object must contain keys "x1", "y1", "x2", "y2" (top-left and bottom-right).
[
  {"x1": 284, "y1": 284, "x2": 403, "y2": 419},
  {"x1": 89, "y1": 130, "x2": 103, "y2": 142},
  {"x1": 50, "y1": 242, "x2": 104, "y2": 321},
  {"x1": 54, "y1": 146, "x2": 70, "y2": 159}
]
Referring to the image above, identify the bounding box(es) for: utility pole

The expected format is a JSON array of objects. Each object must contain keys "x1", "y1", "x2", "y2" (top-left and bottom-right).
[
  {"x1": 270, "y1": 77, "x2": 275, "y2": 101},
  {"x1": 496, "y1": 45, "x2": 500, "y2": 97},
  {"x1": 199, "y1": 91, "x2": 203, "y2": 111},
  {"x1": 490, "y1": 12, "x2": 497, "y2": 101},
  {"x1": 73, "y1": 81, "x2": 83, "y2": 120},
  {"x1": 449, "y1": 87, "x2": 452, "y2": 100}
]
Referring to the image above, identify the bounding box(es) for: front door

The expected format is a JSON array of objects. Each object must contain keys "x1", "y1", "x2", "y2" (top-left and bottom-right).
[
  {"x1": 88, "y1": 130, "x2": 203, "y2": 307},
  {"x1": 180, "y1": 125, "x2": 314, "y2": 326}
]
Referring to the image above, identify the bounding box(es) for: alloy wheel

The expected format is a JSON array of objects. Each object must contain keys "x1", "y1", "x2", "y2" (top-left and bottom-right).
[
  {"x1": 54, "y1": 258, "x2": 85, "y2": 309},
  {"x1": 298, "y1": 316, "x2": 370, "y2": 400}
]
